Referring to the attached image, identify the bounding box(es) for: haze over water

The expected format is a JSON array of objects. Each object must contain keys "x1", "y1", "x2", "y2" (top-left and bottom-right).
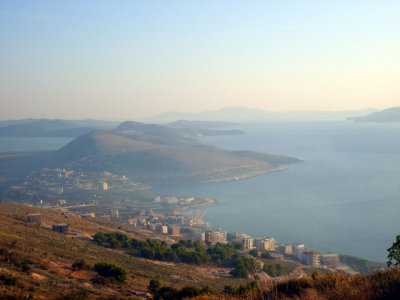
[
  {"x1": 1, "y1": 121, "x2": 398, "y2": 262},
  {"x1": 153, "y1": 121, "x2": 400, "y2": 262}
]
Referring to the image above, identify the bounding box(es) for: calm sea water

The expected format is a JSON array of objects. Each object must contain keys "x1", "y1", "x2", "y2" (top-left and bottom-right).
[
  {"x1": 0, "y1": 137, "x2": 73, "y2": 153},
  {"x1": 153, "y1": 121, "x2": 400, "y2": 262}
]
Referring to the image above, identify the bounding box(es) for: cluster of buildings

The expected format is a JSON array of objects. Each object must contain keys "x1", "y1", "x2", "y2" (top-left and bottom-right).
[
  {"x1": 294, "y1": 244, "x2": 340, "y2": 267},
  {"x1": 188, "y1": 229, "x2": 340, "y2": 269},
  {"x1": 146, "y1": 223, "x2": 180, "y2": 236},
  {"x1": 129, "y1": 209, "x2": 204, "y2": 237},
  {"x1": 227, "y1": 232, "x2": 277, "y2": 251},
  {"x1": 154, "y1": 195, "x2": 197, "y2": 206},
  {"x1": 2, "y1": 168, "x2": 147, "y2": 206},
  {"x1": 26, "y1": 212, "x2": 70, "y2": 234},
  {"x1": 189, "y1": 230, "x2": 277, "y2": 251}
]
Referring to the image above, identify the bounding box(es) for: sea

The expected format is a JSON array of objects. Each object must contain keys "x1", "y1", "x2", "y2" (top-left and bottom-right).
[
  {"x1": 153, "y1": 121, "x2": 400, "y2": 263},
  {"x1": 0, "y1": 121, "x2": 399, "y2": 262}
]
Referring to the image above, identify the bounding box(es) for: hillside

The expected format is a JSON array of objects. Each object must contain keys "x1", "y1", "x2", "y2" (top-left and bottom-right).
[
  {"x1": 54, "y1": 129, "x2": 293, "y2": 184},
  {"x1": 0, "y1": 201, "x2": 251, "y2": 299},
  {"x1": 0, "y1": 202, "x2": 399, "y2": 300},
  {"x1": 348, "y1": 107, "x2": 400, "y2": 123},
  {"x1": 144, "y1": 107, "x2": 379, "y2": 122}
]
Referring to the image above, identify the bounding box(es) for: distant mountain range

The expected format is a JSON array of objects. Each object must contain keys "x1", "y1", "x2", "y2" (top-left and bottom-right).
[
  {"x1": 347, "y1": 107, "x2": 400, "y2": 123},
  {"x1": 116, "y1": 120, "x2": 244, "y2": 138},
  {"x1": 0, "y1": 119, "x2": 120, "y2": 137},
  {"x1": 0, "y1": 118, "x2": 243, "y2": 138},
  {"x1": 143, "y1": 107, "x2": 379, "y2": 123}
]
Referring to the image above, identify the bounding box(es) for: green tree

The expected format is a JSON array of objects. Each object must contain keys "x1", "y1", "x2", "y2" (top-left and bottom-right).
[
  {"x1": 263, "y1": 264, "x2": 276, "y2": 277},
  {"x1": 230, "y1": 264, "x2": 248, "y2": 278},
  {"x1": 249, "y1": 249, "x2": 259, "y2": 258},
  {"x1": 94, "y1": 262, "x2": 127, "y2": 282},
  {"x1": 261, "y1": 251, "x2": 272, "y2": 259},
  {"x1": 387, "y1": 234, "x2": 400, "y2": 267},
  {"x1": 179, "y1": 286, "x2": 201, "y2": 298},
  {"x1": 224, "y1": 285, "x2": 235, "y2": 295},
  {"x1": 276, "y1": 263, "x2": 282, "y2": 276},
  {"x1": 148, "y1": 279, "x2": 162, "y2": 299},
  {"x1": 158, "y1": 286, "x2": 179, "y2": 300}
]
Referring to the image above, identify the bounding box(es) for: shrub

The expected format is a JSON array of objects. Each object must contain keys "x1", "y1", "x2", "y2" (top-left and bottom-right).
[
  {"x1": 94, "y1": 262, "x2": 127, "y2": 283},
  {"x1": 72, "y1": 259, "x2": 87, "y2": 271}
]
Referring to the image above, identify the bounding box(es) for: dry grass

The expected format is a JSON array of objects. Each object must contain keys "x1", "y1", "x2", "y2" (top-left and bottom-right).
[{"x1": 0, "y1": 201, "x2": 250, "y2": 299}]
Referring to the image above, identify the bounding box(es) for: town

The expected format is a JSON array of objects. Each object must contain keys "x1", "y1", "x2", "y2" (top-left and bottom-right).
[{"x1": 2, "y1": 167, "x2": 356, "y2": 281}]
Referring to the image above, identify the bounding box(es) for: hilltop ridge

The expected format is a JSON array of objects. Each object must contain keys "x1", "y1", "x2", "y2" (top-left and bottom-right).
[{"x1": 54, "y1": 128, "x2": 297, "y2": 184}]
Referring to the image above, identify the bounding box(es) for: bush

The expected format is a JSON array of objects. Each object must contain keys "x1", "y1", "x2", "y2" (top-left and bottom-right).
[
  {"x1": 0, "y1": 274, "x2": 17, "y2": 286},
  {"x1": 249, "y1": 249, "x2": 259, "y2": 258},
  {"x1": 94, "y1": 262, "x2": 127, "y2": 283},
  {"x1": 261, "y1": 251, "x2": 272, "y2": 259},
  {"x1": 55, "y1": 290, "x2": 89, "y2": 300},
  {"x1": 72, "y1": 260, "x2": 87, "y2": 271}
]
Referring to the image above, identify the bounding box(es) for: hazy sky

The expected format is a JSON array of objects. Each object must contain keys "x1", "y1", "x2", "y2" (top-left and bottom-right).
[{"x1": 1, "y1": 1, "x2": 399, "y2": 120}]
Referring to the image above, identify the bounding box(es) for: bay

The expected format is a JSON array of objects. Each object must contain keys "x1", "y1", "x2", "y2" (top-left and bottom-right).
[
  {"x1": 0, "y1": 122, "x2": 399, "y2": 262},
  {"x1": 153, "y1": 121, "x2": 400, "y2": 262},
  {"x1": 0, "y1": 137, "x2": 73, "y2": 153}
]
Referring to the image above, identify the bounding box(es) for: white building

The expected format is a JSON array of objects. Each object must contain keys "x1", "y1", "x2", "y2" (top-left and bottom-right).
[
  {"x1": 110, "y1": 209, "x2": 119, "y2": 219},
  {"x1": 293, "y1": 244, "x2": 305, "y2": 260}
]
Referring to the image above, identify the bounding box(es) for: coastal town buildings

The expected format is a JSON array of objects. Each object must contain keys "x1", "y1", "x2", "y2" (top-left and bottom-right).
[
  {"x1": 243, "y1": 237, "x2": 254, "y2": 250},
  {"x1": 254, "y1": 237, "x2": 276, "y2": 251},
  {"x1": 227, "y1": 232, "x2": 247, "y2": 242},
  {"x1": 293, "y1": 244, "x2": 306, "y2": 260},
  {"x1": 157, "y1": 224, "x2": 168, "y2": 234},
  {"x1": 205, "y1": 230, "x2": 227, "y2": 243},
  {"x1": 81, "y1": 212, "x2": 95, "y2": 218},
  {"x1": 168, "y1": 226, "x2": 180, "y2": 236},
  {"x1": 192, "y1": 231, "x2": 206, "y2": 241},
  {"x1": 278, "y1": 244, "x2": 293, "y2": 254},
  {"x1": 320, "y1": 254, "x2": 340, "y2": 268},
  {"x1": 110, "y1": 209, "x2": 119, "y2": 219},
  {"x1": 302, "y1": 250, "x2": 321, "y2": 266},
  {"x1": 99, "y1": 181, "x2": 108, "y2": 190}
]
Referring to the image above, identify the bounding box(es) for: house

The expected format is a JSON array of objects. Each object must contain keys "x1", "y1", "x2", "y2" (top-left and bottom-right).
[
  {"x1": 52, "y1": 223, "x2": 69, "y2": 234},
  {"x1": 27, "y1": 213, "x2": 42, "y2": 225}
]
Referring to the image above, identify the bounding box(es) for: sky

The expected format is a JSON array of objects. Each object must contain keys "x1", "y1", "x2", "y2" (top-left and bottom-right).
[{"x1": 0, "y1": 0, "x2": 399, "y2": 120}]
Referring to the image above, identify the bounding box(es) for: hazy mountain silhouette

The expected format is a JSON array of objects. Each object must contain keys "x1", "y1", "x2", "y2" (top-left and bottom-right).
[
  {"x1": 145, "y1": 107, "x2": 378, "y2": 122},
  {"x1": 347, "y1": 107, "x2": 400, "y2": 123},
  {"x1": 0, "y1": 119, "x2": 120, "y2": 137},
  {"x1": 53, "y1": 123, "x2": 298, "y2": 184}
]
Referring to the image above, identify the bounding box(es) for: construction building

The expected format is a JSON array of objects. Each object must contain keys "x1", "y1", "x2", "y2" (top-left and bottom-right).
[
  {"x1": 27, "y1": 213, "x2": 42, "y2": 225},
  {"x1": 302, "y1": 250, "x2": 321, "y2": 266},
  {"x1": 52, "y1": 223, "x2": 69, "y2": 234},
  {"x1": 320, "y1": 254, "x2": 340, "y2": 268}
]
